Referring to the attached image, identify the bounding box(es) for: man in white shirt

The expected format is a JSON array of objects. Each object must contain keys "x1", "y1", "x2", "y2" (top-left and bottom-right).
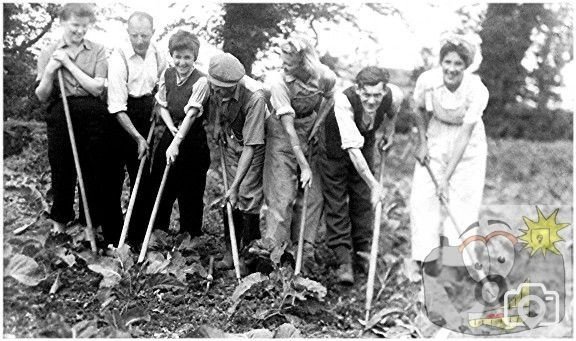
[
  {"x1": 107, "y1": 11, "x2": 167, "y2": 248},
  {"x1": 321, "y1": 66, "x2": 403, "y2": 284}
]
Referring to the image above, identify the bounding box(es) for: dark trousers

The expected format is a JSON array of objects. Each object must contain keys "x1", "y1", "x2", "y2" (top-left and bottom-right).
[
  {"x1": 149, "y1": 128, "x2": 210, "y2": 236},
  {"x1": 320, "y1": 152, "x2": 374, "y2": 265},
  {"x1": 46, "y1": 97, "x2": 122, "y2": 243},
  {"x1": 111, "y1": 96, "x2": 155, "y2": 244}
]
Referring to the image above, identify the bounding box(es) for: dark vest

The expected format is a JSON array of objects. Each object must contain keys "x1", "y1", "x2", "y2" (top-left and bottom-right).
[
  {"x1": 165, "y1": 67, "x2": 209, "y2": 142},
  {"x1": 324, "y1": 86, "x2": 393, "y2": 161}
]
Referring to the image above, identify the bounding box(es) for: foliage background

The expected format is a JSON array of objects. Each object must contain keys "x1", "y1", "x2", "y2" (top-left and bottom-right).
[{"x1": 2, "y1": 2, "x2": 574, "y2": 141}]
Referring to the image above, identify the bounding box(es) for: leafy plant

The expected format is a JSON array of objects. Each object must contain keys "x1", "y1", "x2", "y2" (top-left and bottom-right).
[{"x1": 4, "y1": 253, "x2": 47, "y2": 286}]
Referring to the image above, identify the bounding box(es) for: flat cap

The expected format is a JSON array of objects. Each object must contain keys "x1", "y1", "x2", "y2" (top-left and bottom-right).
[{"x1": 208, "y1": 53, "x2": 245, "y2": 87}]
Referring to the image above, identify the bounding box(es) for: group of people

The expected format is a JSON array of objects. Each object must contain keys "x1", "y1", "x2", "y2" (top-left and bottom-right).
[{"x1": 36, "y1": 4, "x2": 489, "y2": 285}]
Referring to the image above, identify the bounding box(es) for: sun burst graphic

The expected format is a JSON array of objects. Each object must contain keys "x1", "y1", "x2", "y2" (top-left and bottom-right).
[{"x1": 519, "y1": 207, "x2": 569, "y2": 256}]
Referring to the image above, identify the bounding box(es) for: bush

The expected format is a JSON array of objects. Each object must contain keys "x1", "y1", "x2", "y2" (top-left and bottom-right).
[{"x1": 483, "y1": 103, "x2": 573, "y2": 141}]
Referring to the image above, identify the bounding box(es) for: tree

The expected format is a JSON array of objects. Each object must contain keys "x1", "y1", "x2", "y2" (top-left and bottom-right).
[
  {"x1": 477, "y1": 3, "x2": 573, "y2": 140},
  {"x1": 3, "y1": 3, "x2": 59, "y2": 121}
]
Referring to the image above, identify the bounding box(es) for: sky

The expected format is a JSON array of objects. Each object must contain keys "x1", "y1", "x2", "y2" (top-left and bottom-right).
[{"x1": 32, "y1": 0, "x2": 574, "y2": 108}]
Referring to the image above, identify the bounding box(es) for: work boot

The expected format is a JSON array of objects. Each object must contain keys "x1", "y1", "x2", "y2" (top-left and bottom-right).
[
  {"x1": 241, "y1": 213, "x2": 261, "y2": 247},
  {"x1": 354, "y1": 250, "x2": 371, "y2": 274},
  {"x1": 335, "y1": 262, "x2": 354, "y2": 285}
]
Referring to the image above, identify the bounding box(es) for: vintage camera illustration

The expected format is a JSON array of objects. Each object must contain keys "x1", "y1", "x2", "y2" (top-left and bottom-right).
[{"x1": 421, "y1": 207, "x2": 568, "y2": 335}]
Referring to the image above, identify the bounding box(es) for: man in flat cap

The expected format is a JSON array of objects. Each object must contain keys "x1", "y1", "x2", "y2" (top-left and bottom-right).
[{"x1": 207, "y1": 53, "x2": 270, "y2": 270}]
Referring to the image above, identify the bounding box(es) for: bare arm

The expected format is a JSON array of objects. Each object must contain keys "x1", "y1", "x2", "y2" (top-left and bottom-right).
[
  {"x1": 348, "y1": 148, "x2": 385, "y2": 207},
  {"x1": 166, "y1": 107, "x2": 201, "y2": 164},
  {"x1": 280, "y1": 114, "x2": 312, "y2": 188},
  {"x1": 230, "y1": 145, "x2": 254, "y2": 191},
  {"x1": 53, "y1": 50, "x2": 105, "y2": 97},
  {"x1": 159, "y1": 106, "x2": 178, "y2": 136},
  {"x1": 35, "y1": 59, "x2": 61, "y2": 102},
  {"x1": 115, "y1": 112, "x2": 148, "y2": 159}
]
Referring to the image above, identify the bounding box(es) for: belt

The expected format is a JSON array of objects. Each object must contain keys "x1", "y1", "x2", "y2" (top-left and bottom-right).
[
  {"x1": 128, "y1": 94, "x2": 154, "y2": 100},
  {"x1": 432, "y1": 115, "x2": 463, "y2": 126}
]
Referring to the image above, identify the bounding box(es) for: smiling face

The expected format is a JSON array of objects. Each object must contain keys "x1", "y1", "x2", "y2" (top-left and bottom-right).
[
  {"x1": 171, "y1": 48, "x2": 196, "y2": 77},
  {"x1": 356, "y1": 82, "x2": 388, "y2": 114},
  {"x1": 127, "y1": 17, "x2": 154, "y2": 58},
  {"x1": 62, "y1": 14, "x2": 91, "y2": 46},
  {"x1": 441, "y1": 51, "x2": 466, "y2": 91}
]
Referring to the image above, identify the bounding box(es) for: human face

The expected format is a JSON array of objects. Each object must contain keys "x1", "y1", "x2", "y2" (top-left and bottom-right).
[
  {"x1": 356, "y1": 82, "x2": 387, "y2": 114},
  {"x1": 62, "y1": 15, "x2": 91, "y2": 46},
  {"x1": 127, "y1": 18, "x2": 154, "y2": 58},
  {"x1": 281, "y1": 52, "x2": 309, "y2": 80},
  {"x1": 172, "y1": 48, "x2": 196, "y2": 77},
  {"x1": 441, "y1": 51, "x2": 466, "y2": 91},
  {"x1": 210, "y1": 83, "x2": 236, "y2": 100}
]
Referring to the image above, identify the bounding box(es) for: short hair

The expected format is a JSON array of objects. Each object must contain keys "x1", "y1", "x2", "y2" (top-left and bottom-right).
[
  {"x1": 59, "y1": 3, "x2": 96, "y2": 23},
  {"x1": 128, "y1": 11, "x2": 154, "y2": 29},
  {"x1": 168, "y1": 30, "x2": 200, "y2": 59},
  {"x1": 439, "y1": 42, "x2": 472, "y2": 67},
  {"x1": 355, "y1": 66, "x2": 389, "y2": 89}
]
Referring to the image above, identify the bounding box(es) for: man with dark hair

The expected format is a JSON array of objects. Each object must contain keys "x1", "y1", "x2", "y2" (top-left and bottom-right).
[
  {"x1": 107, "y1": 11, "x2": 166, "y2": 247},
  {"x1": 321, "y1": 66, "x2": 404, "y2": 284}
]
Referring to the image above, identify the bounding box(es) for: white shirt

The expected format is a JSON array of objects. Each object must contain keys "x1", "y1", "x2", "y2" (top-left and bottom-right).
[
  {"x1": 334, "y1": 83, "x2": 403, "y2": 150},
  {"x1": 413, "y1": 68, "x2": 488, "y2": 125},
  {"x1": 107, "y1": 43, "x2": 167, "y2": 114}
]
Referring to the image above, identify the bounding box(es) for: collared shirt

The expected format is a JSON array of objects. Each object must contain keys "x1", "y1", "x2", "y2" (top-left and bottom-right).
[
  {"x1": 266, "y1": 64, "x2": 336, "y2": 117},
  {"x1": 107, "y1": 42, "x2": 167, "y2": 114},
  {"x1": 36, "y1": 38, "x2": 108, "y2": 97},
  {"x1": 211, "y1": 75, "x2": 268, "y2": 146},
  {"x1": 155, "y1": 67, "x2": 209, "y2": 117},
  {"x1": 413, "y1": 68, "x2": 488, "y2": 125},
  {"x1": 334, "y1": 83, "x2": 403, "y2": 150}
]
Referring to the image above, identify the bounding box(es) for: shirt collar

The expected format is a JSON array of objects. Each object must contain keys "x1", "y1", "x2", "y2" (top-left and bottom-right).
[
  {"x1": 122, "y1": 42, "x2": 157, "y2": 60},
  {"x1": 57, "y1": 38, "x2": 92, "y2": 50}
]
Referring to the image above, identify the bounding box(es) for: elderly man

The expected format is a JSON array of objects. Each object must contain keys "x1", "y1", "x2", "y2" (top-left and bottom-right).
[
  {"x1": 207, "y1": 53, "x2": 270, "y2": 270},
  {"x1": 321, "y1": 66, "x2": 403, "y2": 284},
  {"x1": 107, "y1": 11, "x2": 166, "y2": 247}
]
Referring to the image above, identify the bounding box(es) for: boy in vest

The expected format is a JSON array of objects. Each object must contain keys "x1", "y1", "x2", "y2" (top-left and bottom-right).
[
  {"x1": 107, "y1": 12, "x2": 167, "y2": 248},
  {"x1": 148, "y1": 30, "x2": 210, "y2": 238},
  {"x1": 321, "y1": 66, "x2": 403, "y2": 284},
  {"x1": 207, "y1": 53, "x2": 269, "y2": 270}
]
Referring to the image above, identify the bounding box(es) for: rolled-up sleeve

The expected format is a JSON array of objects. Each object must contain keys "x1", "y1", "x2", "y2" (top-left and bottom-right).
[
  {"x1": 242, "y1": 91, "x2": 267, "y2": 146},
  {"x1": 334, "y1": 92, "x2": 364, "y2": 150},
  {"x1": 107, "y1": 49, "x2": 128, "y2": 114},
  {"x1": 154, "y1": 69, "x2": 168, "y2": 108},
  {"x1": 462, "y1": 76, "x2": 489, "y2": 124},
  {"x1": 183, "y1": 76, "x2": 209, "y2": 116},
  {"x1": 266, "y1": 72, "x2": 295, "y2": 117}
]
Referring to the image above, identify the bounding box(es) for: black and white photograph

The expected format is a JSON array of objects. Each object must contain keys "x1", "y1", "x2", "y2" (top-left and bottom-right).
[{"x1": 2, "y1": 0, "x2": 574, "y2": 338}]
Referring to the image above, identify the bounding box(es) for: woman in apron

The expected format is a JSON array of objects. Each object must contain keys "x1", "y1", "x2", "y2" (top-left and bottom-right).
[{"x1": 411, "y1": 35, "x2": 489, "y2": 263}]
